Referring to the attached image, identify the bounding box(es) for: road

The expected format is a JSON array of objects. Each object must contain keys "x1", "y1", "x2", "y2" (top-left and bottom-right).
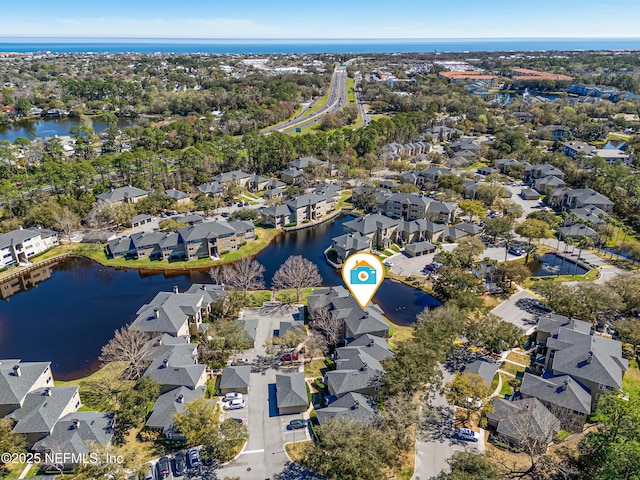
[
  {"x1": 353, "y1": 72, "x2": 371, "y2": 127},
  {"x1": 413, "y1": 369, "x2": 484, "y2": 480},
  {"x1": 218, "y1": 305, "x2": 314, "y2": 480},
  {"x1": 265, "y1": 63, "x2": 349, "y2": 134}
]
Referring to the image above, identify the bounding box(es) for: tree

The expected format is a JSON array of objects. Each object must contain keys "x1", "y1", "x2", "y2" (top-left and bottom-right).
[
  {"x1": 272, "y1": 255, "x2": 322, "y2": 301},
  {"x1": 444, "y1": 372, "x2": 494, "y2": 427},
  {"x1": 436, "y1": 452, "x2": 501, "y2": 480},
  {"x1": 209, "y1": 257, "x2": 265, "y2": 297},
  {"x1": 214, "y1": 418, "x2": 249, "y2": 462},
  {"x1": 515, "y1": 218, "x2": 553, "y2": 246},
  {"x1": 96, "y1": 202, "x2": 136, "y2": 230},
  {"x1": 459, "y1": 199, "x2": 487, "y2": 222},
  {"x1": 73, "y1": 443, "x2": 148, "y2": 480},
  {"x1": 308, "y1": 305, "x2": 343, "y2": 347},
  {"x1": 453, "y1": 236, "x2": 485, "y2": 267},
  {"x1": 99, "y1": 325, "x2": 152, "y2": 380},
  {"x1": 230, "y1": 208, "x2": 260, "y2": 222},
  {"x1": 158, "y1": 218, "x2": 187, "y2": 232},
  {"x1": 51, "y1": 206, "x2": 81, "y2": 241},
  {"x1": 351, "y1": 184, "x2": 378, "y2": 213},
  {"x1": 476, "y1": 182, "x2": 506, "y2": 207},
  {"x1": 114, "y1": 377, "x2": 160, "y2": 442},
  {"x1": 483, "y1": 216, "x2": 513, "y2": 241},
  {"x1": 303, "y1": 418, "x2": 396, "y2": 480},
  {"x1": 498, "y1": 261, "x2": 530, "y2": 287},
  {"x1": 574, "y1": 235, "x2": 593, "y2": 276},
  {"x1": 466, "y1": 314, "x2": 525, "y2": 353},
  {"x1": 0, "y1": 418, "x2": 26, "y2": 476},
  {"x1": 173, "y1": 397, "x2": 221, "y2": 447},
  {"x1": 433, "y1": 266, "x2": 483, "y2": 305}
]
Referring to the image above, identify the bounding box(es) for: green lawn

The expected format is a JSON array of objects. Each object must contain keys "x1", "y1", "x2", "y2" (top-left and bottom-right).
[
  {"x1": 623, "y1": 359, "x2": 640, "y2": 399},
  {"x1": 524, "y1": 268, "x2": 599, "y2": 287},
  {"x1": 304, "y1": 359, "x2": 329, "y2": 379},
  {"x1": 337, "y1": 190, "x2": 353, "y2": 209},
  {"x1": 346, "y1": 77, "x2": 357, "y2": 104},
  {"x1": 499, "y1": 373, "x2": 515, "y2": 397},
  {"x1": 275, "y1": 287, "x2": 315, "y2": 305},
  {"x1": 500, "y1": 362, "x2": 526, "y2": 377},
  {"x1": 246, "y1": 290, "x2": 273, "y2": 306}
]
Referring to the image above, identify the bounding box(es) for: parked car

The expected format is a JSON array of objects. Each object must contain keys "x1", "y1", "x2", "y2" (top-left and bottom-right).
[
  {"x1": 231, "y1": 418, "x2": 243, "y2": 424},
  {"x1": 288, "y1": 419, "x2": 309, "y2": 430},
  {"x1": 243, "y1": 202, "x2": 250, "y2": 206},
  {"x1": 508, "y1": 247, "x2": 525, "y2": 256},
  {"x1": 224, "y1": 398, "x2": 246, "y2": 410},
  {"x1": 424, "y1": 262, "x2": 442, "y2": 272},
  {"x1": 174, "y1": 451, "x2": 187, "y2": 476},
  {"x1": 223, "y1": 392, "x2": 243, "y2": 402},
  {"x1": 187, "y1": 447, "x2": 200, "y2": 468},
  {"x1": 221, "y1": 212, "x2": 229, "y2": 217},
  {"x1": 457, "y1": 428, "x2": 480, "y2": 442},
  {"x1": 281, "y1": 353, "x2": 299, "y2": 362},
  {"x1": 157, "y1": 456, "x2": 171, "y2": 479},
  {"x1": 237, "y1": 202, "x2": 243, "y2": 207},
  {"x1": 383, "y1": 260, "x2": 393, "y2": 267}
]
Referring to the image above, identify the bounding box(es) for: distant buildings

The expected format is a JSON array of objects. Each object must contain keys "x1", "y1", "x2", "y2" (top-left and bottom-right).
[{"x1": 96, "y1": 186, "x2": 148, "y2": 205}]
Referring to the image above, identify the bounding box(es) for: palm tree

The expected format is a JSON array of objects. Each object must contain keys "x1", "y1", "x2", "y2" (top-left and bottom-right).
[
  {"x1": 564, "y1": 237, "x2": 575, "y2": 254},
  {"x1": 524, "y1": 244, "x2": 537, "y2": 265},
  {"x1": 504, "y1": 231, "x2": 515, "y2": 262},
  {"x1": 574, "y1": 236, "x2": 592, "y2": 276}
]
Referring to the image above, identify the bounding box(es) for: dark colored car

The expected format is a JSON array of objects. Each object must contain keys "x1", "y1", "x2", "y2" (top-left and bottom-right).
[
  {"x1": 157, "y1": 456, "x2": 171, "y2": 479},
  {"x1": 188, "y1": 447, "x2": 200, "y2": 469},
  {"x1": 243, "y1": 202, "x2": 250, "y2": 206},
  {"x1": 221, "y1": 212, "x2": 229, "y2": 217},
  {"x1": 288, "y1": 419, "x2": 309, "y2": 430},
  {"x1": 231, "y1": 418, "x2": 243, "y2": 424},
  {"x1": 508, "y1": 247, "x2": 525, "y2": 256},
  {"x1": 174, "y1": 451, "x2": 187, "y2": 476},
  {"x1": 237, "y1": 202, "x2": 243, "y2": 207},
  {"x1": 281, "y1": 353, "x2": 299, "y2": 362}
]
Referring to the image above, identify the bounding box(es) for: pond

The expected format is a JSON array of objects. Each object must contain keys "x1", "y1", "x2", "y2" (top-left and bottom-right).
[
  {"x1": 0, "y1": 117, "x2": 144, "y2": 142},
  {"x1": 528, "y1": 253, "x2": 589, "y2": 277},
  {"x1": 603, "y1": 139, "x2": 626, "y2": 150},
  {"x1": 0, "y1": 215, "x2": 439, "y2": 379}
]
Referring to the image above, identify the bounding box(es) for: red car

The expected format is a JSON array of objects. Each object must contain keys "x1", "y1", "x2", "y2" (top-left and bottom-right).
[{"x1": 281, "y1": 353, "x2": 299, "y2": 362}]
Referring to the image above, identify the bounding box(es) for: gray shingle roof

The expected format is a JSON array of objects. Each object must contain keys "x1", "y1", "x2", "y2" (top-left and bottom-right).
[
  {"x1": 33, "y1": 412, "x2": 114, "y2": 457},
  {"x1": 198, "y1": 181, "x2": 223, "y2": 195},
  {"x1": 346, "y1": 335, "x2": 394, "y2": 362},
  {"x1": 219, "y1": 366, "x2": 251, "y2": 390},
  {"x1": 185, "y1": 284, "x2": 227, "y2": 305},
  {"x1": 96, "y1": 186, "x2": 148, "y2": 203},
  {"x1": 332, "y1": 232, "x2": 370, "y2": 251},
  {"x1": 336, "y1": 347, "x2": 385, "y2": 373},
  {"x1": 285, "y1": 193, "x2": 326, "y2": 209},
  {"x1": 10, "y1": 387, "x2": 79, "y2": 435},
  {"x1": 0, "y1": 360, "x2": 51, "y2": 407},
  {"x1": 145, "y1": 386, "x2": 206, "y2": 433},
  {"x1": 537, "y1": 313, "x2": 593, "y2": 336},
  {"x1": 405, "y1": 241, "x2": 436, "y2": 255},
  {"x1": 559, "y1": 224, "x2": 598, "y2": 238},
  {"x1": 178, "y1": 221, "x2": 237, "y2": 243},
  {"x1": 144, "y1": 355, "x2": 205, "y2": 390},
  {"x1": 463, "y1": 360, "x2": 498, "y2": 386},
  {"x1": 453, "y1": 223, "x2": 483, "y2": 235},
  {"x1": 548, "y1": 327, "x2": 628, "y2": 389},
  {"x1": 132, "y1": 214, "x2": 152, "y2": 224},
  {"x1": 131, "y1": 291, "x2": 204, "y2": 336},
  {"x1": 325, "y1": 367, "x2": 382, "y2": 397},
  {"x1": 520, "y1": 373, "x2": 591, "y2": 414},
  {"x1": 343, "y1": 214, "x2": 400, "y2": 235},
  {"x1": 0, "y1": 228, "x2": 57, "y2": 250},
  {"x1": 276, "y1": 373, "x2": 308, "y2": 409},
  {"x1": 488, "y1": 397, "x2": 560, "y2": 442},
  {"x1": 165, "y1": 188, "x2": 190, "y2": 200},
  {"x1": 316, "y1": 392, "x2": 377, "y2": 425}
]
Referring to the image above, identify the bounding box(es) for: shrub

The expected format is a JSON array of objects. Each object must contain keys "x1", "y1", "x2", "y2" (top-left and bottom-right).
[
  {"x1": 221, "y1": 250, "x2": 230, "y2": 255},
  {"x1": 556, "y1": 430, "x2": 571, "y2": 442},
  {"x1": 314, "y1": 378, "x2": 326, "y2": 390},
  {"x1": 325, "y1": 357, "x2": 336, "y2": 370}
]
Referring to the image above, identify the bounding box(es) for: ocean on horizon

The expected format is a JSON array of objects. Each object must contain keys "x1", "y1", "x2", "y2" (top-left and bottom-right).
[{"x1": 1, "y1": 37, "x2": 640, "y2": 54}]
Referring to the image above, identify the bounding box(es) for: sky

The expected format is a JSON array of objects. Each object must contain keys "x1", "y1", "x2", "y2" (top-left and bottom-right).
[{"x1": 2, "y1": 0, "x2": 639, "y2": 39}]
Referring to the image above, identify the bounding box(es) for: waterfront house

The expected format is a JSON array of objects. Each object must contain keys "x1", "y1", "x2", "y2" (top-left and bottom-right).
[
  {"x1": 331, "y1": 232, "x2": 371, "y2": 262},
  {"x1": 562, "y1": 141, "x2": 596, "y2": 158},
  {"x1": 342, "y1": 214, "x2": 400, "y2": 249},
  {"x1": 178, "y1": 220, "x2": 255, "y2": 260},
  {"x1": 0, "y1": 360, "x2": 53, "y2": 417},
  {"x1": 9, "y1": 386, "x2": 80, "y2": 445},
  {"x1": 0, "y1": 227, "x2": 59, "y2": 268}
]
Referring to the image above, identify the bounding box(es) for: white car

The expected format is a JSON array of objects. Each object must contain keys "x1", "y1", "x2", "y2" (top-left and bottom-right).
[
  {"x1": 224, "y1": 398, "x2": 245, "y2": 410},
  {"x1": 457, "y1": 428, "x2": 480, "y2": 442},
  {"x1": 383, "y1": 260, "x2": 393, "y2": 267},
  {"x1": 223, "y1": 392, "x2": 243, "y2": 402}
]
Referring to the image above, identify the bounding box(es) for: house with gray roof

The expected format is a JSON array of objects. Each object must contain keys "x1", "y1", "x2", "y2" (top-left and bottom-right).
[
  {"x1": 495, "y1": 158, "x2": 527, "y2": 175},
  {"x1": 197, "y1": 181, "x2": 223, "y2": 197},
  {"x1": 346, "y1": 335, "x2": 394, "y2": 362},
  {"x1": 535, "y1": 313, "x2": 592, "y2": 347},
  {"x1": 33, "y1": 412, "x2": 115, "y2": 470},
  {"x1": 185, "y1": 283, "x2": 228, "y2": 307},
  {"x1": 314, "y1": 182, "x2": 342, "y2": 203},
  {"x1": 287, "y1": 156, "x2": 336, "y2": 174},
  {"x1": 462, "y1": 359, "x2": 498, "y2": 387},
  {"x1": 520, "y1": 188, "x2": 541, "y2": 200},
  {"x1": 534, "y1": 175, "x2": 566, "y2": 192},
  {"x1": 405, "y1": 241, "x2": 436, "y2": 257},
  {"x1": 164, "y1": 188, "x2": 190, "y2": 203},
  {"x1": 453, "y1": 222, "x2": 483, "y2": 236},
  {"x1": 212, "y1": 170, "x2": 251, "y2": 187},
  {"x1": 343, "y1": 214, "x2": 400, "y2": 249},
  {"x1": 487, "y1": 398, "x2": 560, "y2": 449},
  {"x1": 144, "y1": 353, "x2": 207, "y2": 394},
  {"x1": 178, "y1": 220, "x2": 255, "y2": 260},
  {"x1": 131, "y1": 213, "x2": 152, "y2": 228},
  {"x1": 520, "y1": 373, "x2": 591, "y2": 430},
  {"x1": 442, "y1": 226, "x2": 469, "y2": 242},
  {"x1": 96, "y1": 186, "x2": 148, "y2": 205},
  {"x1": 316, "y1": 392, "x2": 377, "y2": 425},
  {"x1": 324, "y1": 359, "x2": 384, "y2": 398},
  {"x1": 525, "y1": 163, "x2": 565, "y2": 182},
  {"x1": 176, "y1": 214, "x2": 204, "y2": 225},
  {"x1": 264, "y1": 187, "x2": 285, "y2": 200},
  {"x1": 9, "y1": 386, "x2": 80, "y2": 445},
  {"x1": 0, "y1": 227, "x2": 59, "y2": 268},
  {"x1": 145, "y1": 386, "x2": 206, "y2": 440},
  {"x1": 398, "y1": 219, "x2": 446, "y2": 244},
  {"x1": 131, "y1": 289, "x2": 210, "y2": 337},
  {"x1": 331, "y1": 232, "x2": 371, "y2": 262},
  {"x1": 276, "y1": 372, "x2": 308, "y2": 415},
  {"x1": 0, "y1": 360, "x2": 53, "y2": 417},
  {"x1": 536, "y1": 125, "x2": 572, "y2": 141},
  {"x1": 559, "y1": 223, "x2": 598, "y2": 240},
  {"x1": 219, "y1": 366, "x2": 251, "y2": 394},
  {"x1": 567, "y1": 206, "x2": 608, "y2": 227},
  {"x1": 562, "y1": 141, "x2": 595, "y2": 158}
]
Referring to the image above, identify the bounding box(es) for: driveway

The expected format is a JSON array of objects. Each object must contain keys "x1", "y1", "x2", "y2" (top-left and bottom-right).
[
  {"x1": 219, "y1": 305, "x2": 313, "y2": 480},
  {"x1": 414, "y1": 369, "x2": 484, "y2": 480},
  {"x1": 491, "y1": 289, "x2": 541, "y2": 335}
]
